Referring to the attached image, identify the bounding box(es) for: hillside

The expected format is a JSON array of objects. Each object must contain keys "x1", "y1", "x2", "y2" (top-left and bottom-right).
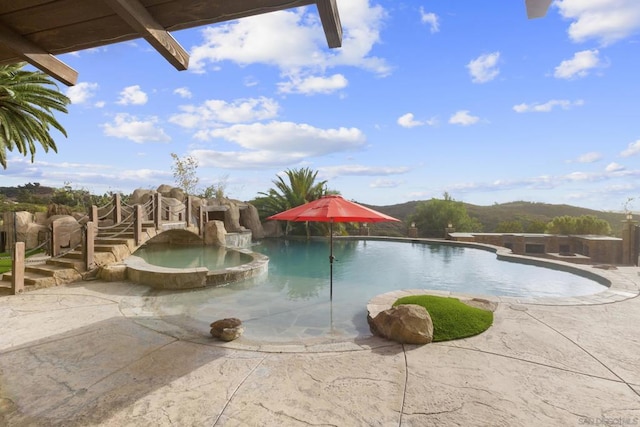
[{"x1": 361, "y1": 200, "x2": 626, "y2": 237}]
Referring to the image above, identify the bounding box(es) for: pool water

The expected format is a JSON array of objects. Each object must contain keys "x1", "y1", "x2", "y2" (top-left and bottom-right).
[
  {"x1": 134, "y1": 243, "x2": 252, "y2": 270},
  {"x1": 141, "y1": 239, "x2": 606, "y2": 342}
]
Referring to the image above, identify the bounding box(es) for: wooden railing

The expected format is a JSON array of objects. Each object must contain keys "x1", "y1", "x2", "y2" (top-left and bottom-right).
[{"x1": 5, "y1": 193, "x2": 203, "y2": 294}]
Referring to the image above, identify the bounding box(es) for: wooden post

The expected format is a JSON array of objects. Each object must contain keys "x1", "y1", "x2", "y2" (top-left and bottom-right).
[
  {"x1": 90, "y1": 205, "x2": 98, "y2": 223},
  {"x1": 113, "y1": 193, "x2": 122, "y2": 224},
  {"x1": 11, "y1": 242, "x2": 25, "y2": 295},
  {"x1": 134, "y1": 205, "x2": 143, "y2": 245},
  {"x1": 199, "y1": 206, "x2": 205, "y2": 237},
  {"x1": 622, "y1": 217, "x2": 638, "y2": 265},
  {"x1": 84, "y1": 221, "x2": 95, "y2": 270},
  {"x1": 186, "y1": 196, "x2": 192, "y2": 227},
  {"x1": 154, "y1": 193, "x2": 162, "y2": 229},
  {"x1": 51, "y1": 219, "x2": 59, "y2": 257}
]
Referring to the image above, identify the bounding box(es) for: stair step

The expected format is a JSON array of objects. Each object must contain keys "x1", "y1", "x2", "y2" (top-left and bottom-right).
[
  {"x1": 95, "y1": 238, "x2": 132, "y2": 245},
  {"x1": 25, "y1": 264, "x2": 74, "y2": 277},
  {"x1": 47, "y1": 259, "x2": 86, "y2": 270},
  {"x1": 2, "y1": 271, "x2": 57, "y2": 287},
  {"x1": 95, "y1": 244, "x2": 121, "y2": 252},
  {"x1": 98, "y1": 232, "x2": 135, "y2": 239}
]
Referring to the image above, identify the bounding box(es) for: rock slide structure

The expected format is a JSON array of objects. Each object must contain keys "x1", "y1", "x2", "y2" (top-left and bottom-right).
[{"x1": 1, "y1": 185, "x2": 265, "y2": 293}]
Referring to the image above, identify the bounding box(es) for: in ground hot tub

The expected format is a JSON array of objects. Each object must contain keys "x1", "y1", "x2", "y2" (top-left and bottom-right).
[{"x1": 125, "y1": 243, "x2": 268, "y2": 289}]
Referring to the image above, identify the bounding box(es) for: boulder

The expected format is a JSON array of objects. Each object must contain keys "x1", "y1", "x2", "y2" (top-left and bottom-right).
[
  {"x1": 241, "y1": 203, "x2": 265, "y2": 239},
  {"x1": 262, "y1": 220, "x2": 283, "y2": 238},
  {"x1": 157, "y1": 184, "x2": 173, "y2": 196},
  {"x1": 130, "y1": 188, "x2": 154, "y2": 205},
  {"x1": 210, "y1": 318, "x2": 244, "y2": 341},
  {"x1": 204, "y1": 220, "x2": 227, "y2": 246},
  {"x1": 169, "y1": 187, "x2": 185, "y2": 202},
  {"x1": 47, "y1": 215, "x2": 82, "y2": 250},
  {"x1": 368, "y1": 304, "x2": 433, "y2": 345}
]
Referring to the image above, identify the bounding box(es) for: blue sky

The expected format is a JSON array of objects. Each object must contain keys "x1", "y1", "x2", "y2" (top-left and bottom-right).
[{"x1": 3, "y1": 0, "x2": 640, "y2": 212}]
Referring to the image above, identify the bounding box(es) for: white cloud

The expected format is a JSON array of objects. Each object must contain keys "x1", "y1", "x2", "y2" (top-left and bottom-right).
[
  {"x1": 369, "y1": 179, "x2": 403, "y2": 189},
  {"x1": 174, "y1": 87, "x2": 192, "y2": 99},
  {"x1": 189, "y1": 1, "x2": 390, "y2": 77},
  {"x1": 319, "y1": 165, "x2": 410, "y2": 179},
  {"x1": 278, "y1": 74, "x2": 348, "y2": 95},
  {"x1": 66, "y1": 82, "x2": 99, "y2": 104},
  {"x1": 513, "y1": 99, "x2": 585, "y2": 113},
  {"x1": 554, "y1": 49, "x2": 602, "y2": 79},
  {"x1": 190, "y1": 121, "x2": 366, "y2": 168},
  {"x1": 467, "y1": 52, "x2": 500, "y2": 83},
  {"x1": 169, "y1": 97, "x2": 279, "y2": 129},
  {"x1": 420, "y1": 8, "x2": 439, "y2": 33},
  {"x1": 621, "y1": 140, "x2": 640, "y2": 157},
  {"x1": 102, "y1": 113, "x2": 170, "y2": 143},
  {"x1": 397, "y1": 113, "x2": 423, "y2": 128},
  {"x1": 606, "y1": 162, "x2": 625, "y2": 172},
  {"x1": 556, "y1": 0, "x2": 640, "y2": 45},
  {"x1": 449, "y1": 110, "x2": 480, "y2": 126},
  {"x1": 117, "y1": 85, "x2": 148, "y2": 105},
  {"x1": 576, "y1": 152, "x2": 603, "y2": 163}
]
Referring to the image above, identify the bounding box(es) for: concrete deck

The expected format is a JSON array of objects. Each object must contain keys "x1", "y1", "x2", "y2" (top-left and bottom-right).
[{"x1": 1, "y1": 267, "x2": 639, "y2": 426}]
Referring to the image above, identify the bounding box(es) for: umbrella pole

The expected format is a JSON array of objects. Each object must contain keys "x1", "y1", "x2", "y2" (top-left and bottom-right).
[{"x1": 329, "y1": 221, "x2": 334, "y2": 301}]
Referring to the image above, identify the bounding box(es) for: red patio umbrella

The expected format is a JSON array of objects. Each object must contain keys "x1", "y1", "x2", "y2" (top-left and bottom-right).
[{"x1": 267, "y1": 195, "x2": 400, "y2": 300}]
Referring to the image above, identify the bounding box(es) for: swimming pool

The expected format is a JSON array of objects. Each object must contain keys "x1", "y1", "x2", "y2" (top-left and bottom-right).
[{"x1": 139, "y1": 239, "x2": 606, "y2": 342}]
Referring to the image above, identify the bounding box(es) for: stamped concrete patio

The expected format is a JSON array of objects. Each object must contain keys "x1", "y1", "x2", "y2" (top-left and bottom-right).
[{"x1": 1, "y1": 265, "x2": 639, "y2": 426}]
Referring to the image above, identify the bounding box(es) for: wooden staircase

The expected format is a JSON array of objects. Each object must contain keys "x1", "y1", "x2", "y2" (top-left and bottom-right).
[{"x1": 0, "y1": 221, "x2": 157, "y2": 293}]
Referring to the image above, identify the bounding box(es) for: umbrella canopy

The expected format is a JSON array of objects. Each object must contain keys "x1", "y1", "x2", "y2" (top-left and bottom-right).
[
  {"x1": 267, "y1": 195, "x2": 400, "y2": 223},
  {"x1": 267, "y1": 195, "x2": 401, "y2": 300}
]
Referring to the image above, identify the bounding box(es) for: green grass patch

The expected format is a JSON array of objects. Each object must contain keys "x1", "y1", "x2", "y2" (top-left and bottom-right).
[
  {"x1": 393, "y1": 295, "x2": 493, "y2": 342},
  {"x1": 0, "y1": 249, "x2": 45, "y2": 274}
]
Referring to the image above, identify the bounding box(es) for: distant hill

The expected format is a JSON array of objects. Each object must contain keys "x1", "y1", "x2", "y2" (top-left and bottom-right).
[
  {"x1": 360, "y1": 200, "x2": 626, "y2": 237},
  {"x1": 0, "y1": 184, "x2": 55, "y2": 200}
]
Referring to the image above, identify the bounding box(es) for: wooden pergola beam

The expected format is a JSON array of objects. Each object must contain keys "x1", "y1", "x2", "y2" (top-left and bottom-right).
[
  {"x1": 0, "y1": 25, "x2": 78, "y2": 86},
  {"x1": 103, "y1": 0, "x2": 189, "y2": 70},
  {"x1": 525, "y1": 0, "x2": 552, "y2": 19},
  {"x1": 316, "y1": 0, "x2": 342, "y2": 48}
]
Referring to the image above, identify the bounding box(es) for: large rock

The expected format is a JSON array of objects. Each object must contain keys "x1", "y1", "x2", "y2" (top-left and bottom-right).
[
  {"x1": 169, "y1": 187, "x2": 185, "y2": 202},
  {"x1": 204, "y1": 220, "x2": 227, "y2": 246},
  {"x1": 241, "y1": 203, "x2": 265, "y2": 239},
  {"x1": 368, "y1": 304, "x2": 434, "y2": 345},
  {"x1": 130, "y1": 188, "x2": 154, "y2": 205},
  {"x1": 47, "y1": 215, "x2": 82, "y2": 250},
  {"x1": 157, "y1": 184, "x2": 173, "y2": 195}
]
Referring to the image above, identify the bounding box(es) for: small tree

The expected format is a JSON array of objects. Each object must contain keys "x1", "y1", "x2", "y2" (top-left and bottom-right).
[
  {"x1": 200, "y1": 174, "x2": 229, "y2": 200},
  {"x1": 408, "y1": 193, "x2": 482, "y2": 238},
  {"x1": 170, "y1": 153, "x2": 199, "y2": 195}
]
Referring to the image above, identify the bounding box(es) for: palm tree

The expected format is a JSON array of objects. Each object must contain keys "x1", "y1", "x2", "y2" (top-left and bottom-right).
[
  {"x1": 254, "y1": 167, "x2": 334, "y2": 237},
  {"x1": 0, "y1": 63, "x2": 70, "y2": 169}
]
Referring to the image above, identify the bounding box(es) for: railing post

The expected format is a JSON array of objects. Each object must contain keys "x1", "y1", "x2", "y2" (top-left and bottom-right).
[
  {"x1": 51, "y1": 219, "x2": 59, "y2": 257},
  {"x1": 154, "y1": 193, "x2": 162, "y2": 229},
  {"x1": 199, "y1": 206, "x2": 205, "y2": 237},
  {"x1": 113, "y1": 193, "x2": 122, "y2": 224},
  {"x1": 90, "y1": 205, "x2": 98, "y2": 223},
  {"x1": 84, "y1": 222, "x2": 95, "y2": 270},
  {"x1": 134, "y1": 205, "x2": 143, "y2": 245},
  {"x1": 186, "y1": 196, "x2": 192, "y2": 227},
  {"x1": 11, "y1": 242, "x2": 25, "y2": 295}
]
